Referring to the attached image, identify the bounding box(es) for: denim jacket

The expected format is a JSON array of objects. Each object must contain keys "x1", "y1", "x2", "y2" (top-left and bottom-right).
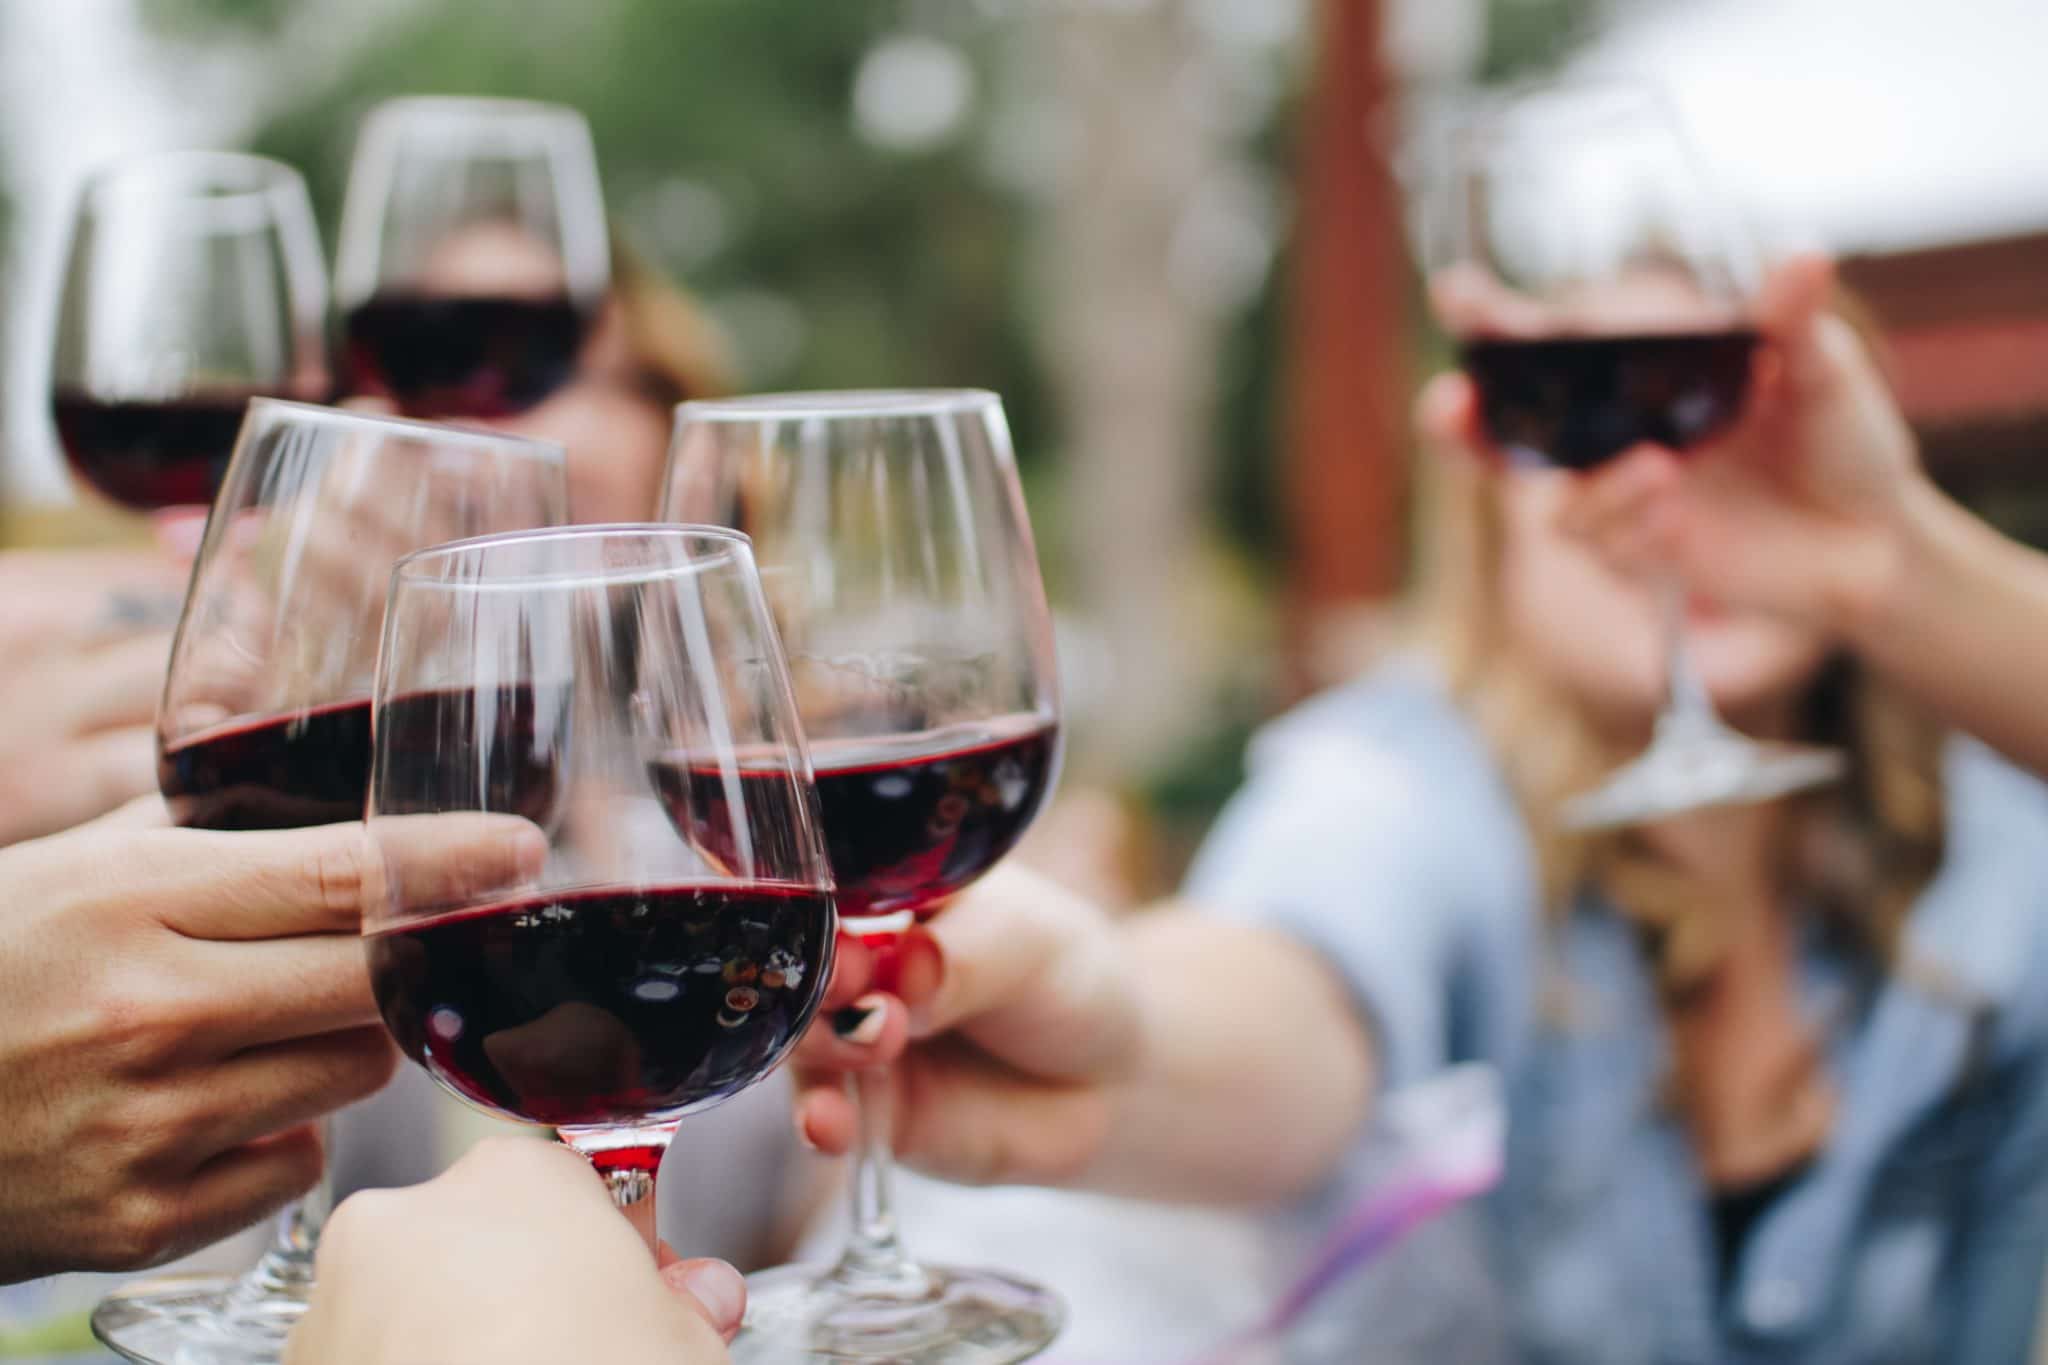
[{"x1": 1186, "y1": 665, "x2": 2048, "y2": 1364}]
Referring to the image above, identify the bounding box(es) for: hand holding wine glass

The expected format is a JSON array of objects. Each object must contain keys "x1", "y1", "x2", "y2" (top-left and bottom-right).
[
  {"x1": 0, "y1": 803, "x2": 540, "y2": 1286},
  {"x1": 1507, "y1": 253, "x2": 1925, "y2": 632}
]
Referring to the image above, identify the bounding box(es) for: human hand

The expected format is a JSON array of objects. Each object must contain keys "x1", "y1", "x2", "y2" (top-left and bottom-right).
[
  {"x1": 1425, "y1": 254, "x2": 1926, "y2": 635},
  {"x1": 0, "y1": 547, "x2": 189, "y2": 843},
  {"x1": 0, "y1": 805, "x2": 544, "y2": 1284},
  {"x1": 288, "y1": 1137, "x2": 745, "y2": 1364},
  {"x1": 790, "y1": 864, "x2": 1139, "y2": 1187}
]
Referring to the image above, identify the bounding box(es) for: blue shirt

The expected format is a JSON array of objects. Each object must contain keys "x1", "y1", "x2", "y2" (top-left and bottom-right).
[{"x1": 1186, "y1": 665, "x2": 2048, "y2": 1364}]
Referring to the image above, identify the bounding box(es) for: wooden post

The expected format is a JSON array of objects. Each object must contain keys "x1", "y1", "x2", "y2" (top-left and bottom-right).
[{"x1": 1283, "y1": 0, "x2": 1409, "y2": 690}]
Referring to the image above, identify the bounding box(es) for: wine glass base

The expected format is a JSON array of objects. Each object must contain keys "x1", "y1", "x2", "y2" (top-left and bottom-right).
[
  {"x1": 733, "y1": 1259, "x2": 1063, "y2": 1364},
  {"x1": 93, "y1": 1272, "x2": 309, "y2": 1365},
  {"x1": 1561, "y1": 736, "x2": 1846, "y2": 831}
]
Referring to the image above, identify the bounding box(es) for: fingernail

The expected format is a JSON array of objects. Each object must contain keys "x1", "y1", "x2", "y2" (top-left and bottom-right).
[
  {"x1": 679, "y1": 1259, "x2": 746, "y2": 1335},
  {"x1": 832, "y1": 995, "x2": 887, "y2": 1045}
]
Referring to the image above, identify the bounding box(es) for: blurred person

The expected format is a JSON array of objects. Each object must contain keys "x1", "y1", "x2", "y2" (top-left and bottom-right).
[
  {"x1": 290, "y1": 1138, "x2": 743, "y2": 1364},
  {"x1": 0, "y1": 802, "x2": 541, "y2": 1283},
  {"x1": 790, "y1": 257, "x2": 2048, "y2": 1362}
]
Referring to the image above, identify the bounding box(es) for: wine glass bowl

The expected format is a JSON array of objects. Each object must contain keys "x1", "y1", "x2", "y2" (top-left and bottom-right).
[
  {"x1": 335, "y1": 96, "x2": 609, "y2": 418},
  {"x1": 51, "y1": 152, "x2": 329, "y2": 512},
  {"x1": 365, "y1": 525, "x2": 836, "y2": 1195}
]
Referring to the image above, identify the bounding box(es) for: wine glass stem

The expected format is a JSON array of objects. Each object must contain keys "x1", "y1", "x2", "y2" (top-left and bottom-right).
[
  {"x1": 1657, "y1": 575, "x2": 1722, "y2": 743},
  {"x1": 233, "y1": 1120, "x2": 332, "y2": 1303},
  {"x1": 829, "y1": 1063, "x2": 929, "y2": 1294}
]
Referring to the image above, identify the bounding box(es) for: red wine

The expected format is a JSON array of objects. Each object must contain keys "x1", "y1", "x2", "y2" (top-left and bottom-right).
[
  {"x1": 161, "y1": 685, "x2": 556, "y2": 832},
  {"x1": 1460, "y1": 330, "x2": 1758, "y2": 471},
  {"x1": 343, "y1": 294, "x2": 589, "y2": 418},
  {"x1": 52, "y1": 391, "x2": 256, "y2": 510},
  {"x1": 365, "y1": 882, "x2": 833, "y2": 1126},
  {"x1": 655, "y1": 717, "x2": 1060, "y2": 922},
  {"x1": 159, "y1": 698, "x2": 374, "y2": 830}
]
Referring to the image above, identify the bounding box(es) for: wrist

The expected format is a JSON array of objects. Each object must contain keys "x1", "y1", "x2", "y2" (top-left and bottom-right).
[{"x1": 1825, "y1": 473, "x2": 1950, "y2": 651}]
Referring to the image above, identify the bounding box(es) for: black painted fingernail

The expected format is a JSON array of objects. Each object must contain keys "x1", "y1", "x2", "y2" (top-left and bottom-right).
[{"x1": 832, "y1": 998, "x2": 886, "y2": 1044}]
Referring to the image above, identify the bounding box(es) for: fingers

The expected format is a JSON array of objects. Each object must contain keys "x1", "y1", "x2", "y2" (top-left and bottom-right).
[
  {"x1": 368, "y1": 812, "x2": 550, "y2": 918},
  {"x1": 888, "y1": 1037, "x2": 1112, "y2": 1187},
  {"x1": 791, "y1": 1075, "x2": 858, "y2": 1155},
  {"x1": 121, "y1": 1124, "x2": 324, "y2": 1270},
  {"x1": 160, "y1": 1027, "x2": 397, "y2": 1162},
  {"x1": 790, "y1": 992, "x2": 909, "y2": 1074},
  {"x1": 1553, "y1": 445, "x2": 1690, "y2": 579},
  {"x1": 141, "y1": 813, "x2": 546, "y2": 942},
  {"x1": 2, "y1": 727, "x2": 162, "y2": 843},
  {"x1": 183, "y1": 932, "x2": 388, "y2": 1048},
  {"x1": 53, "y1": 632, "x2": 173, "y2": 738},
  {"x1": 655, "y1": 1248, "x2": 748, "y2": 1344}
]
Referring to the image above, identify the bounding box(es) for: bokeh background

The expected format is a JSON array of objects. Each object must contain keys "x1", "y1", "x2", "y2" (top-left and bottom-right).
[{"x1": 9, "y1": 1, "x2": 2048, "y2": 1359}]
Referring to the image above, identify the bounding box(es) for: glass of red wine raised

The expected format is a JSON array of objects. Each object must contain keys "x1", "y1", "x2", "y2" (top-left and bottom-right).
[
  {"x1": 663, "y1": 391, "x2": 1064, "y2": 1363},
  {"x1": 1426, "y1": 81, "x2": 1844, "y2": 828},
  {"x1": 52, "y1": 152, "x2": 329, "y2": 515},
  {"x1": 91, "y1": 402, "x2": 566, "y2": 1365},
  {"x1": 363, "y1": 525, "x2": 836, "y2": 1235},
  {"x1": 335, "y1": 96, "x2": 608, "y2": 420}
]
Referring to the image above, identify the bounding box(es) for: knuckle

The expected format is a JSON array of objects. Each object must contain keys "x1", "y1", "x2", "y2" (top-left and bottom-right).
[
  {"x1": 87, "y1": 967, "x2": 204, "y2": 1073},
  {"x1": 303, "y1": 835, "x2": 367, "y2": 923},
  {"x1": 99, "y1": 1186, "x2": 182, "y2": 1270}
]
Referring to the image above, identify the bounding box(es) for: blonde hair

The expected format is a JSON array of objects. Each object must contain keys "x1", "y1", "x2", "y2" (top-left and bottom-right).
[{"x1": 1406, "y1": 445, "x2": 1947, "y2": 1003}]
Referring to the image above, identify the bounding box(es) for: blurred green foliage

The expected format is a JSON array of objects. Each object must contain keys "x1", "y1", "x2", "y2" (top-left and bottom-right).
[{"x1": 146, "y1": 0, "x2": 1057, "y2": 468}]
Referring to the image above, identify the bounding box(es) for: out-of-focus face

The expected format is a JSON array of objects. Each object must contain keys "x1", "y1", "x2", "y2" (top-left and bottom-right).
[
  {"x1": 1494, "y1": 469, "x2": 1828, "y2": 740},
  {"x1": 412, "y1": 222, "x2": 674, "y2": 524}
]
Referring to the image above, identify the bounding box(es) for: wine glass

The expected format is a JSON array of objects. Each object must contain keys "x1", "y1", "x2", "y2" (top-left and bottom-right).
[
  {"x1": 363, "y1": 524, "x2": 836, "y2": 1229},
  {"x1": 51, "y1": 152, "x2": 329, "y2": 513},
  {"x1": 1422, "y1": 80, "x2": 1844, "y2": 829},
  {"x1": 91, "y1": 401, "x2": 566, "y2": 1365},
  {"x1": 334, "y1": 96, "x2": 609, "y2": 419},
  {"x1": 662, "y1": 391, "x2": 1065, "y2": 1363}
]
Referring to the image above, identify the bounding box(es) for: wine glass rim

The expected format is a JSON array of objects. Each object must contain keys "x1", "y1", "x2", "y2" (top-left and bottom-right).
[
  {"x1": 244, "y1": 399, "x2": 569, "y2": 463},
  {"x1": 366, "y1": 94, "x2": 591, "y2": 127},
  {"x1": 83, "y1": 149, "x2": 304, "y2": 205},
  {"x1": 391, "y1": 521, "x2": 755, "y2": 588},
  {"x1": 675, "y1": 389, "x2": 1002, "y2": 422}
]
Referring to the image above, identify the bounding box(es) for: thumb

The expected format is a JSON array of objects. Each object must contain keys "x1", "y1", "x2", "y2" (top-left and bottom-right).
[{"x1": 655, "y1": 1246, "x2": 747, "y2": 1344}]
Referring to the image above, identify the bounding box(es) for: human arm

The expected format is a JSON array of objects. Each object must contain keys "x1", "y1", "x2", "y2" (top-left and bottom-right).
[
  {"x1": 0, "y1": 803, "x2": 543, "y2": 1283},
  {"x1": 792, "y1": 702, "x2": 1518, "y2": 1205},
  {"x1": 792, "y1": 870, "x2": 1372, "y2": 1205},
  {"x1": 287, "y1": 1138, "x2": 743, "y2": 1365}
]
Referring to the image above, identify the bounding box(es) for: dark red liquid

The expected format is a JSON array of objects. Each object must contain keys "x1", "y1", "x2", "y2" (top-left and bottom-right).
[
  {"x1": 366, "y1": 882, "x2": 833, "y2": 1126},
  {"x1": 1460, "y1": 330, "x2": 1758, "y2": 471},
  {"x1": 161, "y1": 685, "x2": 556, "y2": 832},
  {"x1": 52, "y1": 391, "x2": 256, "y2": 511},
  {"x1": 159, "y1": 698, "x2": 374, "y2": 830},
  {"x1": 654, "y1": 717, "x2": 1060, "y2": 922},
  {"x1": 343, "y1": 294, "x2": 589, "y2": 418}
]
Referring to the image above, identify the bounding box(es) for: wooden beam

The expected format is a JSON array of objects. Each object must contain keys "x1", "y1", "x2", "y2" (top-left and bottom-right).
[{"x1": 1282, "y1": 0, "x2": 1408, "y2": 687}]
